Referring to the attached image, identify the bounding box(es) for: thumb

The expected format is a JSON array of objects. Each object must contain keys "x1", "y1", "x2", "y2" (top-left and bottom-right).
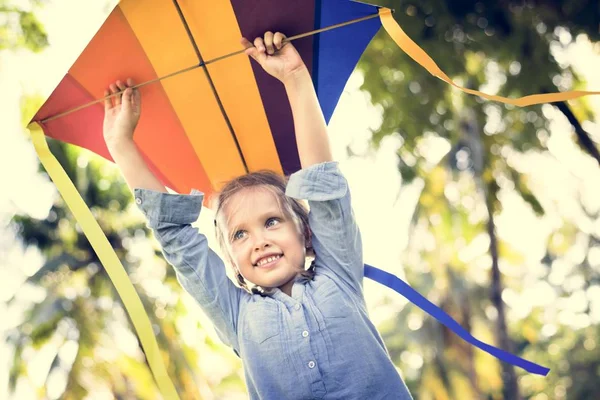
[
  {"x1": 121, "y1": 88, "x2": 133, "y2": 112},
  {"x1": 244, "y1": 46, "x2": 268, "y2": 65},
  {"x1": 241, "y1": 37, "x2": 268, "y2": 65}
]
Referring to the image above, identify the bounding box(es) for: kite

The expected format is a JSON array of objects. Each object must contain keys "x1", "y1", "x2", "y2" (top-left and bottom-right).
[{"x1": 25, "y1": 0, "x2": 599, "y2": 397}]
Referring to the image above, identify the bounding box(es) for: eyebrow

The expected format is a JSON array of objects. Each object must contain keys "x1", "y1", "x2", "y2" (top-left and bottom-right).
[{"x1": 228, "y1": 208, "x2": 284, "y2": 232}]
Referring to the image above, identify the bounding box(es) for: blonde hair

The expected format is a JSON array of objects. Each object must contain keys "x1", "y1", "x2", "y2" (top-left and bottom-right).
[{"x1": 211, "y1": 170, "x2": 315, "y2": 294}]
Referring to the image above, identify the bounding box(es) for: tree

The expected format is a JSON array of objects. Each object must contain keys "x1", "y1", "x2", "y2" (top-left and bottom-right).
[{"x1": 358, "y1": 0, "x2": 598, "y2": 398}]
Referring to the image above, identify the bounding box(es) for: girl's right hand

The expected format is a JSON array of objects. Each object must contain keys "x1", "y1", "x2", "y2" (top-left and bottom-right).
[{"x1": 103, "y1": 78, "x2": 141, "y2": 147}]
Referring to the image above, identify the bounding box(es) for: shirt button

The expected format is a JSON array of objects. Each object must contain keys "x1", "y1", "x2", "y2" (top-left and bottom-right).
[
  {"x1": 308, "y1": 361, "x2": 316, "y2": 369},
  {"x1": 135, "y1": 198, "x2": 142, "y2": 205},
  {"x1": 294, "y1": 304, "x2": 301, "y2": 310},
  {"x1": 302, "y1": 330, "x2": 309, "y2": 338}
]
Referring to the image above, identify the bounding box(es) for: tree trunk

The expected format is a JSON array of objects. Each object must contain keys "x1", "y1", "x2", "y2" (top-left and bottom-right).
[
  {"x1": 462, "y1": 110, "x2": 521, "y2": 399},
  {"x1": 460, "y1": 294, "x2": 482, "y2": 399},
  {"x1": 485, "y1": 190, "x2": 520, "y2": 400}
]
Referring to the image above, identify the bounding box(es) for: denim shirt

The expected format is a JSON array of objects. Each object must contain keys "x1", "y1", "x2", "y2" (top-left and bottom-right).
[{"x1": 134, "y1": 162, "x2": 412, "y2": 400}]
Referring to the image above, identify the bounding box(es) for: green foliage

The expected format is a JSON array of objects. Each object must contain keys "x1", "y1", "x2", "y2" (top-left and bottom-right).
[
  {"x1": 359, "y1": 0, "x2": 595, "y2": 180},
  {"x1": 0, "y1": 1, "x2": 48, "y2": 52},
  {"x1": 358, "y1": 0, "x2": 600, "y2": 398}
]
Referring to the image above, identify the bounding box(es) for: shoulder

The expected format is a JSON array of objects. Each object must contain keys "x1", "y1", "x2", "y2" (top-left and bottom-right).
[{"x1": 285, "y1": 161, "x2": 349, "y2": 202}]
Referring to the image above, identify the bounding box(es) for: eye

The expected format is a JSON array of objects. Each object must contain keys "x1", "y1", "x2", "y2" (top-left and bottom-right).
[
  {"x1": 232, "y1": 230, "x2": 246, "y2": 241},
  {"x1": 265, "y1": 217, "x2": 280, "y2": 228}
]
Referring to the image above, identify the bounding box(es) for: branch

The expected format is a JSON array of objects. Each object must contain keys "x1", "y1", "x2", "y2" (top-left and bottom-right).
[{"x1": 551, "y1": 100, "x2": 600, "y2": 166}]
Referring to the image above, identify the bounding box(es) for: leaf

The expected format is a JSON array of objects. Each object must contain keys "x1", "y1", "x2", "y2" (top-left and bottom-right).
[{"x1": 17, "y1": 10, "x2": 48, "y2": 51}]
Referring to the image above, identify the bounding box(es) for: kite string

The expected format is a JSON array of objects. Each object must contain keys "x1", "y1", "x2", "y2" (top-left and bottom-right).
[{"x1": 39, "y1": 12, "x2": 384, "y2": 124}]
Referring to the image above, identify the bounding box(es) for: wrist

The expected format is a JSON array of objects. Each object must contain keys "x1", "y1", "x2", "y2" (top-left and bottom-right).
[
  {"x1": 282, "y1": 65, "x2": 310, "y2": 87},
  {"x1": 106, "y1": 136, "x2": 136, "y2": 152}
]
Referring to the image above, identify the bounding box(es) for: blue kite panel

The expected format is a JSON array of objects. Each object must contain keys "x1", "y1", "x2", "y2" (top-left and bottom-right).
[{"x1": 313, "y1": 0, "x2": 381, "y2": 123}]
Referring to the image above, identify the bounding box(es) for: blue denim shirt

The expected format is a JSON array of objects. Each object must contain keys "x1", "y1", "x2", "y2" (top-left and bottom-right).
[{"x1": 134, "y1": 162, "x2": 412, "y2": 400}]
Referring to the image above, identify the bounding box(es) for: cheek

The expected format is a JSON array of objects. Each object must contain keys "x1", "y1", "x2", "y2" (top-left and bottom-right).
[
  {"x1": 229, "y1": 243, "x2": 248, "y2": 265},
  {"x1": 231, "y1": 246, "x2": 245, "y2": 262},
  {"x1": 282, "y1": 227, "x2": 305, "y2": 252}
]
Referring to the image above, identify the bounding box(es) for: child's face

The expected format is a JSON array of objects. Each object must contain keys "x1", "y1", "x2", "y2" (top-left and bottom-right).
[{"x1": 224, "y1": 187, "x2": 306, "y2": 293}]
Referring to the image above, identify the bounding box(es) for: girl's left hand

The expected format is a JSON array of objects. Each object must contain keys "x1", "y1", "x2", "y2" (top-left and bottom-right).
[{"x1": 241, "y1": 32, "x2": 306, "y2": 83}]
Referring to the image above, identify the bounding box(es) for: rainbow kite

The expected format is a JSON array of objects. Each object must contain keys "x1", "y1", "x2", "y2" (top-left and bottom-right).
[{"x1": 26, "y1": 0, "x2": 599, "y2": 397}]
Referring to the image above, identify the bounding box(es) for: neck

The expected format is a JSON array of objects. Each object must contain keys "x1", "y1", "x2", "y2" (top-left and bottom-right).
[{"x1": 279, "y1": 278, "x2": 295, "y2": 296}]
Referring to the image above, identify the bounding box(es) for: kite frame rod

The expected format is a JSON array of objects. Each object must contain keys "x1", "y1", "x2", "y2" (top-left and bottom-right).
[
  {"x1": 172, "y1": 0, "x2": 250, "y2": 173},
  {"x1": 39, "y1": 10, "x2": 389, "y2": 124}
]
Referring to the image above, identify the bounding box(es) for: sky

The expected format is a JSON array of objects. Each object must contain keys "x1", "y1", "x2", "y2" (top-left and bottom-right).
[{"x1": 1, "y1": 0, "x2": 600, "y2": 398}]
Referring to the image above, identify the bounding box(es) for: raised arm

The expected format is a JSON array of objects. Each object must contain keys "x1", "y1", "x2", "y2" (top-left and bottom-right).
[
  {"x1": 241, "y1": 32, "x2": 332, "y2": 168},
  {"x1": 283, "y1": 66, "x2": 332, "y2": 168},
  {"x1": 103, "y1": 79, "x2": 166, "y2": 193},
  {"x1": 103, "y1": 79, "x2": 244, "y2": 351},
  {"x1": 244, "y1": 33, "x2": 364, "y2": 294}
]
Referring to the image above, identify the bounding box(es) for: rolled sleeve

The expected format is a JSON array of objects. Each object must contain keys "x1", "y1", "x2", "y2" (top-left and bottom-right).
[
  {"x1": 285, "y1": 161, "x2": 347, "y2": 201},
  {"x1": 286, "y1": 162, "x2": 364, "y2": 296},
  {"x1": 134, "y1": 188, "x2": 204, "y2": 227}
]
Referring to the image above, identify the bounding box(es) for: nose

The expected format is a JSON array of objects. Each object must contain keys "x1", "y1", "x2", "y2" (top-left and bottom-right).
[{"x1": 253, "y1": 231, "x2": 270, "y2": 251}]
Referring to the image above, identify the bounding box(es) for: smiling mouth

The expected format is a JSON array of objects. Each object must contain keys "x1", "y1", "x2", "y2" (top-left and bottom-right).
[{"x1": 254, "y1": 254, "x2": 282, "y2": 267}]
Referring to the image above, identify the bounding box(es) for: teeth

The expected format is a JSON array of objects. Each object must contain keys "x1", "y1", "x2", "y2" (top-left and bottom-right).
[{"x1": 257, "y1": 255, "x2": 281, "y2": 266}]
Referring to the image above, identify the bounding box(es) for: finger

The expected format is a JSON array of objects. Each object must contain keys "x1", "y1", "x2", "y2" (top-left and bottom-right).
[
  {"x1": 253, "y1": 37, "x2": 265, "y2": 53},
  {"x1": 273, "y1": 32, "x2": 286, "y2": 50},
  {"x1": 103, "y1": 89, "x2": 112, "y2": 111},
  {"x1": 116, "y1": 80, "x2": 127, "y2": 107},
  {"x1": 127, "y1": 78, "x2": 140, "y2": 108},
  {"x1": 121, "y1": 88, "x2": 133, "y2": 112},
  {"x1": 116, "y1": 79, "x2": 127, "y2": 94},
  {"x1": 133, "y1": 88, "x2": 141, "y2": 110},
  {"x1": 251, "y1": 37, "x2": 268, "y2": 64},
  {"x1": 109, "y1": 83, "x2": 120, "y2": 106},
  {"x1": 264, "y1": 31, "x2": 274, "y2": 55}
]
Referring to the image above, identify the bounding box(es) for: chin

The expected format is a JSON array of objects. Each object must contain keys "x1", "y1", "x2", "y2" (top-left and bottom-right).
[{"x1": 258, "y1": 275, "x2": 294, "y2": 289}]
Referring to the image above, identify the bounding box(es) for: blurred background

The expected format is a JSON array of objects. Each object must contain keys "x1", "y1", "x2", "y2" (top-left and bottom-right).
[{"x1": 1, "y1": 0, "x2": 599, "y2": 399}]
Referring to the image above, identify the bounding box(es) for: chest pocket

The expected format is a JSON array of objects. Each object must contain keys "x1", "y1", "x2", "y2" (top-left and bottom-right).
[
  {"x1": 313, "y1": 278, "x2": 353, "y2": 319},
  {"x1": 242, "y1": 301, "x2": 281, "y2": 344}
]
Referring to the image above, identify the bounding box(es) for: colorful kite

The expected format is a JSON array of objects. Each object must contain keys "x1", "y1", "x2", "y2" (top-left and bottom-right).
[{"x1": 26, "y1": 0, "x2": 599, "y2": 397}]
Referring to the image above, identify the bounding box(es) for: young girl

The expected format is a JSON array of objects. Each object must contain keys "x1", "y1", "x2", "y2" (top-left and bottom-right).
[{"x1": 103, "y1": 31, "x2": 413, "y2": 400}]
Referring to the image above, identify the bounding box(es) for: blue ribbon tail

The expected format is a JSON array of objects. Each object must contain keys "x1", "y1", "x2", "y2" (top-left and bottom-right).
[{"x1": 364, "y1": 264, "x2": 550, "y2": 376}]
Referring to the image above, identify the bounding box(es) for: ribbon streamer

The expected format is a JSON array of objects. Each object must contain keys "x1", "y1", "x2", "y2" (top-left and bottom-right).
[
  {"x1": 364, "y1": 265, "x2": 550, "y2": 375},
  {"x1": 379, "y1": 8, "x2": 599, "y2": 106},
  {"x1": 28, "y1": 123, "x2": 181, "y2": 400}
]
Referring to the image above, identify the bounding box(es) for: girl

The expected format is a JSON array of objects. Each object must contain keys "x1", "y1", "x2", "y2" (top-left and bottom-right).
[{"x1": 103, "y1": 31, "x2": 413, "y2": 400}]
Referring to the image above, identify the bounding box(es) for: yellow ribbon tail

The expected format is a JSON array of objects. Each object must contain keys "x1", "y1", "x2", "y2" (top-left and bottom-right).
[
  {"x1": 378, "y1": 8, "x2": 600, "y2": 107},
  {"x1": 28, "y1": 122, "x2": 181, "y2": 400}
]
